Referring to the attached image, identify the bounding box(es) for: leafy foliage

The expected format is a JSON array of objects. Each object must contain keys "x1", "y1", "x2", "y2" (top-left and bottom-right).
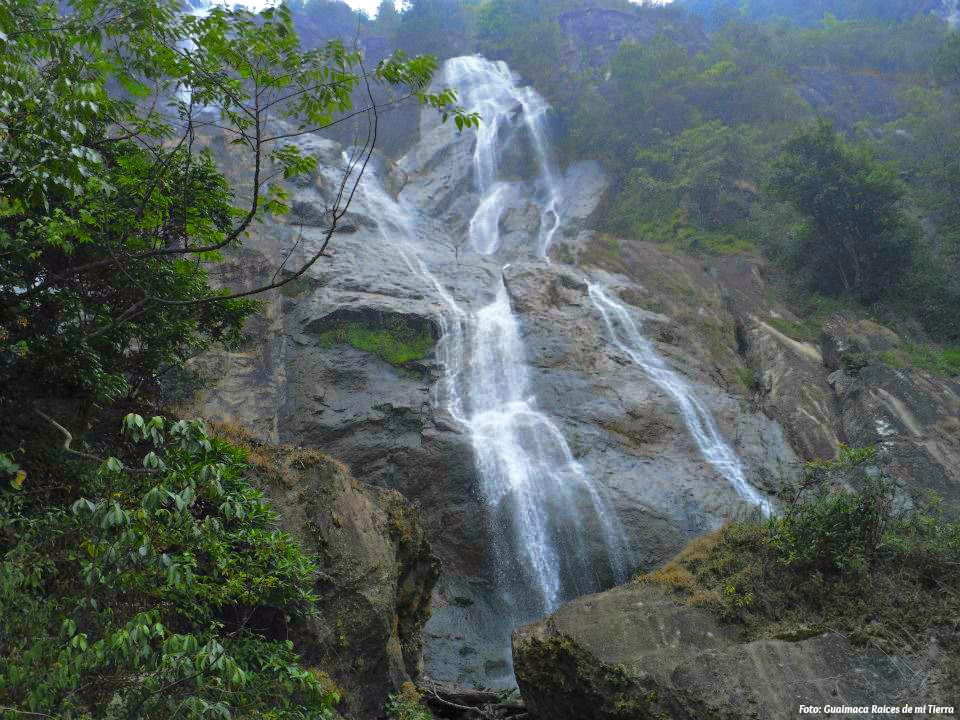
[
  {"x1": 767, "y1": 119, "x2": 918, "y2": 303},
  {"x1": 0, "y1": 415, "x2": 337, "y2": 719},
  {"x1": 384, "y1": 684, "x2": 434, "y2": 720},
  {"x1": 618, "y1": 121, "x2": 760, "y2": 233},
  {"x1": 1, "y1": 141, "x2": 255, "y2": 406},
  {"x1": 676, "y1": 0, "x2": 946, "y2": 28}
]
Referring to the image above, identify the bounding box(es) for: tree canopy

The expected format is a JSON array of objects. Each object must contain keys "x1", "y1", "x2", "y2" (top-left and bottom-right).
[
  {"x1": 1, "y1": 414, "x2": 338, "y2": 719},
  {"x1": 768, "y1": 119, "x2": 917, "y2": 303}
]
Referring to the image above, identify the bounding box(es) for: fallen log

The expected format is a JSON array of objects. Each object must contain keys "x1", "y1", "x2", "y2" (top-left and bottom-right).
[{"x1": 417, "y1": 677, "x2": 527, "y2": 719}]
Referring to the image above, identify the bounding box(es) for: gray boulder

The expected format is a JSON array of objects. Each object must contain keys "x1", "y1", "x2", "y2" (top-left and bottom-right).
[{"x1": 513, "y1": 584, "x2": 912, "y2": 720}]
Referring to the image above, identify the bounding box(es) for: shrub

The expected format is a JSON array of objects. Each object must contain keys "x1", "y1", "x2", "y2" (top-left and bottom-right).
[
  {"x1": 385, "y1": 683, "x2": 433, "y2": 720},
  {"x1": 640, "y1": 445, "x2": 960, "y2": 650},
  {"x1": 0, "y1": 414, "x2": 339, "y2": 719}
]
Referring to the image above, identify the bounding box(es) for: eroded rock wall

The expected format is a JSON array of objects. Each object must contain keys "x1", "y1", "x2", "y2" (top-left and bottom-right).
[
  {"x1": 187, "y1": 74, "x2": 959, "y2": 694},
  {"x1": 212, "y1": 427, "x2": 439, "y2": 719}
]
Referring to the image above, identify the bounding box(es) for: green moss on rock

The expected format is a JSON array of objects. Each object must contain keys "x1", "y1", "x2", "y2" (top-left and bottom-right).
[{"x1": 317, "y1": 318, "x2": 435, "y2": 366}]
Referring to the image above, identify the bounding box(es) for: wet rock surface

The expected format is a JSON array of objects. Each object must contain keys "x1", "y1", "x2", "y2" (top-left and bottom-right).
[{"x1": 235, "y1": 439, "x2": 439, "y2": 719}]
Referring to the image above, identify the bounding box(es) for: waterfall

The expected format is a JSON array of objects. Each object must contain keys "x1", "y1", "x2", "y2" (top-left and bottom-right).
[
  {"x1": 354, "y1": 159, "x2": 627, "y2": 619},
  {"x1": 437, "y1": 58, "x2": 629, "y2": 617},
  {"x1": 589, "y1": 284, "x2": 771, "y2": 515},
  {"x1": 336, "y1": 53, "x2": 768, "y2": 684},
  {"x1": 176, "y1": 1, "x2": 272, "y2": 107},
  {"x1": 445, "y1": 56, "x2": 561, "y2": 257},
  {"x1": 469, "y1": 284, "x2": 627, "y2": 613}
]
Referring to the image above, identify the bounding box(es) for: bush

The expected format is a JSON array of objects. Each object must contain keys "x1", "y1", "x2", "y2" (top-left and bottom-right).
[
  {"x1": 640, "y1": 445, "x2": 960, "y2": 651},
  {"x1": 0, "y1": 414, "x2": 339, "y2": 719},
  {"x1": 768, "y1": 446, "x2": 892, "y2": 573},
  {"x1": 385, "y1": 683, "x2": 433, "y2": 720}
]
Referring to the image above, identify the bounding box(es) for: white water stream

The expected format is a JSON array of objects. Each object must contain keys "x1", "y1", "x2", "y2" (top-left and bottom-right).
[
  {"x1": 355, "y1": 165, "x2": 627, "y2": 618},
  {"x1": 445, "y1": 57, "x2": 561, "y2": 257},
  {"x1": 344, "y1": 52, "x2": 767, "y2": 682},
  {"x1": 589, "y1": 284, "x2": 771, "y2": 514}
]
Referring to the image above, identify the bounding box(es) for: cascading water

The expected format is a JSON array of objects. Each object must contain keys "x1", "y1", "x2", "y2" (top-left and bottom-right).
[
  {"x1": 177, "y1": 1, "x2": 274, "y2": 104},
  {"x1": 353, "y1": 157, "x2": 627, "y2": 622},
  {"x1": 589, "y1": 284, "x2": 771, "y2": 515},
  {"x1": 946, "y1": 0, "x2": 959, "y2": 27},
  {"x1": 468, "y1": 284, "x2": 627, "y2": 614},
  {"x1": 348, "y1": 53, "x2": 766, "y2": 684},
  {"x1": 440, "y1": 57, "x2": 629, "y2": 618},
  {"x1": 445, "y1": 57, "x2": 561, "y2": 257}
]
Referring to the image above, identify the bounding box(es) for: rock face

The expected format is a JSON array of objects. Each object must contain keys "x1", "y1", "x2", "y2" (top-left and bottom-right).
[
  {"x1": 502, "y1": 261, "x2": 795, "y2": 556},
  {"x1": 231, "y1": 433, "x2": 439, "y2": 720},
  {"x1": 190, "y1": 115, "x2": 796, "y2": 685},
  {"x1": 513, "y1": 584, "x2": 912, "y2": 720},
  {"x1": 188, "y1": 59, "x2": 960, "y2": 694},
  {"x1": 565, "y1": 231, "x2": 960, "y2": 518},
  {"x1": 793, "y1": 66, "x2": 906, "y2": 132},
  {"x1": 821, "y1": 317, "x2": 960, "y2": 516},
  {"x1": 558, "y1": 8, "x2": 708, "y2": 72}
]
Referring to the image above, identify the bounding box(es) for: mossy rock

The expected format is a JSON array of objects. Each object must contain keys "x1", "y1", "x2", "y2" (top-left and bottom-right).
[{"x1": 317, "y1": 318, "x2": 435, "y2": 366}]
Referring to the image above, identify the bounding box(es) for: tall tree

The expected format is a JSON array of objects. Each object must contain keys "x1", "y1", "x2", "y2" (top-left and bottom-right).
[{"x1": 767, "y1": 119, "x2": 917, "y2": 302}]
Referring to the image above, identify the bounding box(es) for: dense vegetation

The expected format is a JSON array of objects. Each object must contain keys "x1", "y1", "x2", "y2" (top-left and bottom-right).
[
  {"x1": 559, "y1": 12, "x2": 960, "y2": 344},
  {"x1": 641, "y1": 446, "x2": 960, "y2": 681},
  {"x1": 0, "y1": 0, "x2": 473, "y2": 412},
  {"x1": 4, "y1": 0, "x2": 960, "y2": 715},
  {"x1": 1, "y1": 414, "x2": 339, "y2": 718},
  {"x1": 675, "y1": 0, "x2": 944, "y2": 28}
]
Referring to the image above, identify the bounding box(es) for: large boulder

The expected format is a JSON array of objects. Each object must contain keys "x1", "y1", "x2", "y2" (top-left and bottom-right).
[
  {"x1": 743, "y1": 315, "x2": 839, "y2": 460},
  {"x1": 513, "y1": 584, "x2": 912, "y2": 720}
]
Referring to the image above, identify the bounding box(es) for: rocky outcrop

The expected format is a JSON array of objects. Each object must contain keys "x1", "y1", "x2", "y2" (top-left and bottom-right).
[
  {"x1": 513, "y1": 584, "x2": 913, "y2": 720},
  {"x1": 820, "y1": 315, "x2": 902, "y2": 372},
  {"x1": 564, "y1": 231, "x2": 960, "y2": 518},
  {"x1": 187, "y1": 74, "x2": 959, "y2": 694},
  {"x1": 558, "y1": 8, "x2": 708, "y2": 72},
  {"x1": 794, "y1": 66, "x2": 906, "y2": 133},
  {"x1": 219, "y1": 428, "x2": 439, "y2": 720},
  {"x1": 744, "y1": 317, "x2": 839, "y2": 460},
  {"x1": 190, "y1": 118, "x2": 796, "y2": 687},
  {"x1": 821, "y1": 316, "x2": 960, "y2": 516},
  {"x1": 503, "y1": 261, "x2": 795, "y2": 547}
]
